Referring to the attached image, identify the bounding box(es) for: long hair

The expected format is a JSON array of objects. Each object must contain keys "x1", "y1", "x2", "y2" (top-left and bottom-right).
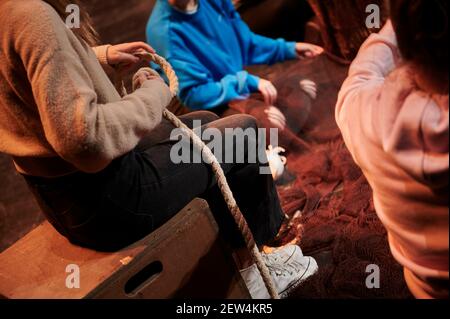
[
  {"x1": 43, "y1": 0, "x2": 99, "y2": 46},
  {"x1": 390, "y1": 0, "x2": 448, "y2": 81}
]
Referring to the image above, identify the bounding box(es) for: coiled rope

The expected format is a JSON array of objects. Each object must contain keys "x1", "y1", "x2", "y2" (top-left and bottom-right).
[{"x1": 136, "y1": 52, "x2": 279, "y2": 299}]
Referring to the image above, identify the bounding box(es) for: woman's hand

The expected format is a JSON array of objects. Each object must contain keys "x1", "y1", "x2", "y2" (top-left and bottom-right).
[
  {"x1": 295, "y1": 42, "x2": 324, "y2": 59},
  {"x1": 133, "y1": 68, "x2": 165, "y2": 91},
  {"x1": 258, "y1": 79, "x2": 278, "y2": 105},
  {"x1": 107, "y1": 42, "x2": 155, "y2": 73},
  {"x1": 264, "y1": 106, "x2": 286, "y2": 130}
]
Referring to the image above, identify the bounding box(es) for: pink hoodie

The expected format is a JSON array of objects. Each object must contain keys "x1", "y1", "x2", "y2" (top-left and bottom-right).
[{"x1": 336, "y1": 21, "x2": 449, "y2": 299}]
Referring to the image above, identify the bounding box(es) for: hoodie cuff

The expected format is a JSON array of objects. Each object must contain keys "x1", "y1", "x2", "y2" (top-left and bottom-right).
[
  {"x1": 247, "y1": 74, "x2": 260, "y2": 92},
  {"x1": 92, "y1": 45, "x2": 112, "y2": 66},
  {"x1": 285, "y1": 42, "x2": 298, "y2": 60}
]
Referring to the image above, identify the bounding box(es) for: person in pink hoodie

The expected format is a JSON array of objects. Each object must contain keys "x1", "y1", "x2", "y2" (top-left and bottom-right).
[{"x1": 336, "y1": 0, "x2": 448, "y2": 299}]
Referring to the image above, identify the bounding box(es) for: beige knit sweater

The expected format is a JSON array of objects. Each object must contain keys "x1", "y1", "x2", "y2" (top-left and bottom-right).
[{"x1": 0, "y1": 0, "x2": 173, "y2": 176}]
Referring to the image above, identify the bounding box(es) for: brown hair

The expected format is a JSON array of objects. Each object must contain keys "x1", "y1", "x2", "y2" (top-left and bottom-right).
[
  {"x1": 43, "y1": 0, "x2": 99, "y2": 46},
  {"x1": 390, "y1": 0, "x2": 448, "y2": 82}
]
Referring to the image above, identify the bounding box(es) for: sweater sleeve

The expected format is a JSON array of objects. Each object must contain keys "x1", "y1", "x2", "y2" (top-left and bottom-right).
[
  {"x1": 335, "y1": 20, "x2": 400, "y2": 153},
  {"x1": 91, "y1": 45, "x2": 128, "y2": 96},
  {"x1": 13, "y1": 3, "x2": 172, "y2": 173},
  {"x1": 223, "y1": 0, "x2": 297, "y2": 65},
  {"x1": 92, "y1": 45, "x2": 111, "y2": 66},
  {"x1": 172, "y1": 54, "x2": 260, "y2": 110}
]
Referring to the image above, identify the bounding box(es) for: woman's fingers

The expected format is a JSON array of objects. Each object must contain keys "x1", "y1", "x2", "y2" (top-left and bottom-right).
[
  {"x1": 299, "y1": 79, "x2": 318, "y2": 100},
  {"x1": 121, "y1": 41, "x2": 155, "y2": 54},
  {"x1": 133, "y1": 73, "x2": 147, "y2": 90},
  {"x1": 258, "y1": 79, "x2": 278, "y2": 105},
  {"x1": 304, "y1": 44, "x2": 324, "y2": 55},
  {"x1": 268, "y1": 83, "x2": 278, "y2": 104},
  {"x1": 118, "y1": 52, "x2": 140, "y2": 65},
  {"x1": 263, "y1": 87, "x2": 273, "y2": 105},
  {"x1": 265, "y1": 111, "x2": 284, "y2": 128},
  {"x1": 259, "y1": 81, "x2": 285, "y2": 129},
  {"x1": 264, "y1": 106, "x2": 286, "y2": 129},
  {"x1": 269, "y1": 116, "x2": 284, "y2": 129},
  {"x1": 262, "y1": 88, "x2": 272, "y2": 105},
  {"x1": 133, "y1": 69, "x2": 163, "y2": 90},
  {"x1": 265, "y1": 83, "x2": 277, "y2": 105},
  {"x1": 258, "y1": 85, "x2": 268, "y2": 104},
  {"x1": 271, "y1": 110, "x2": 286, "y2": 128},
  {"x1": 267, "y1": 113, "x2": 286, "y2": 130},
  {"x1": 302, "y1": 83, "x2": 317, "y2": 93},
  {"x1": 259, "y1": 80, "x2": 270, "y2": 105},
  {"x1": 296, "y1": 42, "x2": 324, "y2": 58},
  {"x1": 108, "y1": 42, "x2": 156, "y2": 66},
  {"x1": 313, "y1": 45, "x2": 324, "y2": 54},
  {"x1": 269, "y1": 114, "x2": 286, "y2": 128}
]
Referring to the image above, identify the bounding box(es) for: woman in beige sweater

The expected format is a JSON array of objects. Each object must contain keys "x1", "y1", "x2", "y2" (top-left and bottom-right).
[{"x1": 0, "y1": 0, "x2": 319, "y2": 298}]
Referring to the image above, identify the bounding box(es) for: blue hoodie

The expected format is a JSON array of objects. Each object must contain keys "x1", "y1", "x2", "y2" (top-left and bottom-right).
[{"x1": 146, "y1": 0, "x2": 297, "y2": 110}]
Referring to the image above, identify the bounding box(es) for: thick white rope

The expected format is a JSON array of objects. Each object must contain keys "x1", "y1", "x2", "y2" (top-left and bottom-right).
[{"x1": 137, "y1": 52, "x2": 280, "y2": 299}]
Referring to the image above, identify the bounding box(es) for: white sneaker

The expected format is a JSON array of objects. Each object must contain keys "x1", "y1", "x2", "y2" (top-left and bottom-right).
[
  {"x1": 262, "y1": 244, "x2": 302, "y2": 265},
  {"x1": 266, "y1": 145, "x2": 287, "y2": 181},
  {"x1": 268, "y1": 254, "x2": 318, "y2": 298},
  {"x1": 240, "y1": 245, "x2": 319, "y2": 299},
  {"x1": 240, "y1": 264, "x2": 272, "y2": 299}
]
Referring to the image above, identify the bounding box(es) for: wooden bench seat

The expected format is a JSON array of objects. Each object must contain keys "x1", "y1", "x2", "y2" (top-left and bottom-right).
[{"x1": 0, "y1": 199, "x2": 250, "y2": 299}]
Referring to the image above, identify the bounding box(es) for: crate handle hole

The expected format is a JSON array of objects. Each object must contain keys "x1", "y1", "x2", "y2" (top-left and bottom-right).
[{"x1": 124, "y1": 261, "x2": 163, "y2": 296}]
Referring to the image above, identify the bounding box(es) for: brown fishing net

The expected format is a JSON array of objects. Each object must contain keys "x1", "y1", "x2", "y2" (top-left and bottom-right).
[
  {"x1": 232, "y1": 55, "x2": 412, "y2": 298},
  {"x1": 307, "y1": 0, "x2": 389, "y2": 61}
]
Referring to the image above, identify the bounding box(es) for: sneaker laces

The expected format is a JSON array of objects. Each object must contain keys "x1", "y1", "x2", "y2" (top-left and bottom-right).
[
  {"x1": 262, "y1": 252, "x2": 280, "y2": 265},
  {"x1": 266, "y1": 259, "x2": 306, "y2": 278}
]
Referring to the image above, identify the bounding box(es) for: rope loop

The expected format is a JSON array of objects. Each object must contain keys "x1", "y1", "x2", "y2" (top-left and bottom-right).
[{"x1": 136, "y1": 51, "x2": 280, "y2": 299}]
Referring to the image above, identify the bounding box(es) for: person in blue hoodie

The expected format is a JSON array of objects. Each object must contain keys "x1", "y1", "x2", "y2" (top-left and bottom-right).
[{"x1": 146, "y1": 0, "x2": 323, "y2": 114}]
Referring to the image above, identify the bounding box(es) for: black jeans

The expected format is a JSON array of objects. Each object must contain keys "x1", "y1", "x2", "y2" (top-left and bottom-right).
[{"x1": 25, "y1": 112, "x2": 284, "y2": 251}]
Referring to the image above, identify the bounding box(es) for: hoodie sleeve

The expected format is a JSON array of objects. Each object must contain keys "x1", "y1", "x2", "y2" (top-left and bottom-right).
[
  {"x1": 223, "y1": 0, "x2": 297, "y2": 65},
  {"x1": 336, "y1": 20, "x2": 400, "y2": 154},
  {"x1": 170, "y1": 50, "x2": 260, "y2": 110},
  {"x1": 168, "y1": 30, "x2": 259, "y2": 110}
]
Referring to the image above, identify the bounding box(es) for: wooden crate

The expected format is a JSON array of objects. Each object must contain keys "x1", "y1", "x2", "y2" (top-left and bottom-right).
[{"x1": 0, "y1": 199, "x2": 250, "y2": 299}]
